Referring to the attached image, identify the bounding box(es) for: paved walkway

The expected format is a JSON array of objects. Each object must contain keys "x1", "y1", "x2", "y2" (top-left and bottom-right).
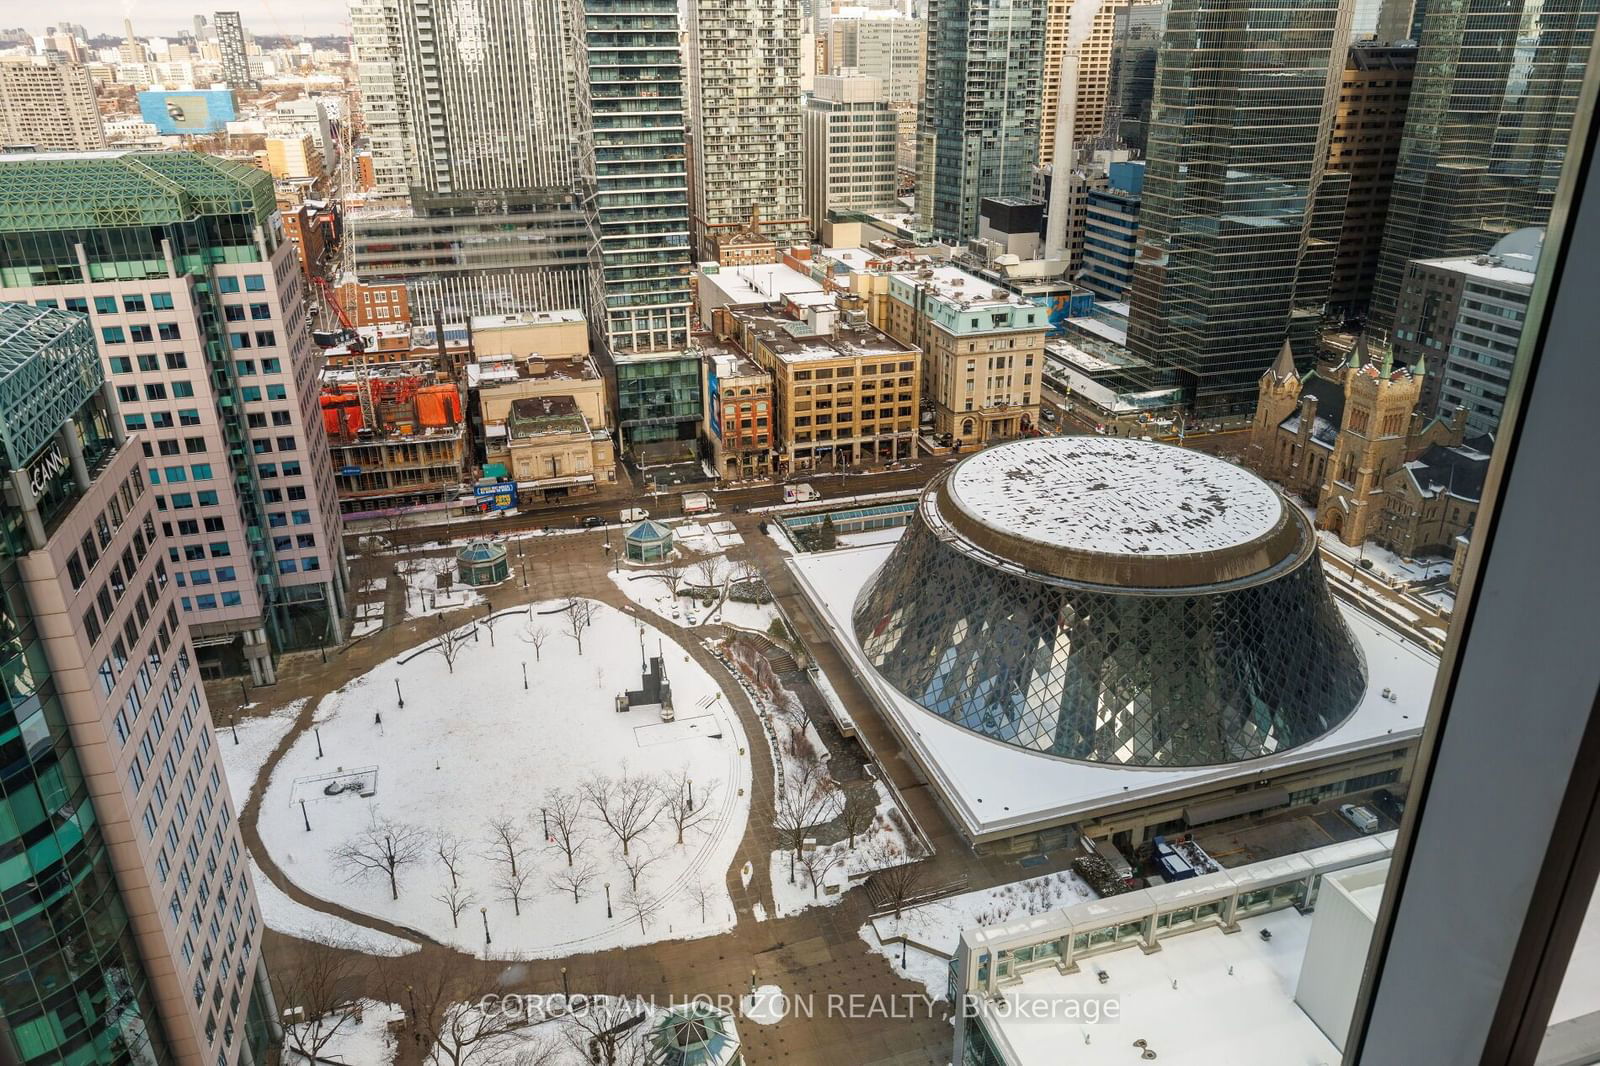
[{"x1": 219, "y1": 520, "x2": 1081, "y2": 1066}]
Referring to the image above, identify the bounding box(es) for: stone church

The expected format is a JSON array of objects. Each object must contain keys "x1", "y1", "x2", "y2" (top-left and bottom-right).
[{"x1": 1247, "y1": 338, "x2": 1491, "y2": 555}]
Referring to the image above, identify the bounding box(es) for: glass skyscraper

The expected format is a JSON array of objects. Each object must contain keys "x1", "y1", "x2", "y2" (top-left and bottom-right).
[
  {"x1": 1366, "y1": 0, "x2": 1597, "y2": 331},
  {"x1": 917, "y1": 0, "x2": 1047, "y2": 242},
  {"x1": 1106, "y1": 0, "x2": 1168, "y2": 155},
  {"x1": 1124, "y1": 0, "x2": 1353, "y2": 416}
]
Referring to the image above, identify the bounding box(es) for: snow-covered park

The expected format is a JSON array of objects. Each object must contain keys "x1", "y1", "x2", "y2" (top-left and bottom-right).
[
  {"x1": 253, "y1": 597, "x2": 753, "y2": 957},
  {"x1": 607, "y1": 552, "x2": 780, "y2": 634}
]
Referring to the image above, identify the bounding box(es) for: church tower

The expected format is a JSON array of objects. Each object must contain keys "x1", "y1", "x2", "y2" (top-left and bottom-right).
[
  {"x1": 1247, "y1": 340, "x2": 1303, "y2": 479},
  {"x1": 1317, "y1": 337, "x2": 1423, "y2": 545}
]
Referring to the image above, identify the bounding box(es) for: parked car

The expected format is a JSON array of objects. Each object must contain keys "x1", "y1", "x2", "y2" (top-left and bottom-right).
[
  {"x1": 1371, "y1": 788, "x2": 1405, "y2": 822},
  {"x1": 581, "y1": 515, "x2": 606, "y2": 529},
  {"x1": 1041, "y1": 408, "x2": 1058, "y2": 423},
  {"x1": 1339, "y1": 804, "x2": 1381, "y2": 835}
]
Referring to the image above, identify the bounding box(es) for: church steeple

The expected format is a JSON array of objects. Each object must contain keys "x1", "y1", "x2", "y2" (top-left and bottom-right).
[
  {"x1": 1349, "y1": 336, "x2": 1367, "y2": 370},
  {"x1": 1268, "y1": 339, "x2": 1297, "y2": 383}
]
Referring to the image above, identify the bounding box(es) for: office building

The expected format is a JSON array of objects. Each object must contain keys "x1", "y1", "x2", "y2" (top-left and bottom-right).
[
  {"x1": 1326, "y1": 42, "x2": 1415, "y2": 321},
  {"x1": 213, "y1": 12, "x2": 256, "y2": 91},
  {"x1": 885, "y1": 264, "x2": 1045, "y2": 445},
  {"x1": 0, "y1": 302, "x2": 273, "y2": 1066},
  {"x1": 918, "y1": 0, "x2": 1047, "y2": 241},
  {"x1": 263, "y1": 134, "x2": 324, "y2": 182},
  {"x1": 700, "y1": 340, "x2": 774, "y2": 482},
  {"x1": 0, "y1": 56, "x2": 106, "y2": 152},
  {"x1": 1366, "y1": 0, "x2": 1596, "y2": 331},
  {"x1": 803, "y1": 75, "x2": 901, "y2": 232},
  {"x1": 686, "y1": 0, "x2": 809, "y2": 257},
  {"x1": 1104, "y1": 0, "x2": 1165, "y2": 152},
  {"x1": 0, "y1": 152, "x2": 349, "y2": 680},
  {"x1": 1125, "y1": 0, "x2": 1352, "y2": 416},
  {"x1": 1039, "y1": 0, "x2": 1121, "y2": 167},
  {"x1": 1391, "y1": 228, "x2": 1540, "y2": 436},
  {"x1": 822, "y1": 11, "x2": 925, "y2": 103},
  {"x1": 349, "y1": 0, "x2": 413, "y2": 200},
  {"x1": 1079, "y1": 160, "x2": 1145, "y2": 299},
  {"x1": 582, "y1": 0, "x2": 695, "y2": 357}
]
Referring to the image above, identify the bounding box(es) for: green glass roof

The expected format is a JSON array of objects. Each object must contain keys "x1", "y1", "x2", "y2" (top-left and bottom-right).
[
  {"x1": 0, "y1": 302, "x2": 103, "y2": 468},
  {"x1": 0, "y1": 150, "x2": 275, "y2": 233}
]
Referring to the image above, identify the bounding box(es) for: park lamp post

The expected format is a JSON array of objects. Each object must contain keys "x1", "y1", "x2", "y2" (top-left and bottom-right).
[
  {"x1": 480, "y1": 906, "x2": 491, "y2": 946},
  {"x1": 605, "y1": 882, "x2": 612, "y2": 918},
  {"x1": 522, "y1": 661, "x2": 528, "y2": 690},
  {"x1": 750, "y1": 969, "x2": 757, "y2": 995},
  {"x1": 561, "y1": 966, "x2": 569, "y2": 999},
  {"x1": 395, "y1": 678, "x2": 405, "y2": 708},
  {"x1": 300, "y1": 799, "x2": 310, "y2": 832},
  {"x1": 229, "y1": 713, "x2": 239, "y2": 745}
]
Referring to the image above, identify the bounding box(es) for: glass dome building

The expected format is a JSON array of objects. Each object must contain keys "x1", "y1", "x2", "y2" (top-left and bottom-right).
[{"x1": 852, "y1": 438, "x2": 1367, "y2": 767}]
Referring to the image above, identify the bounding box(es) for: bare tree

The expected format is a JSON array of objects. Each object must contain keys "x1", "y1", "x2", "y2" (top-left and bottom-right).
[
  {"x1": 798, "y1": 844, "x2": 848, "y2": 900},
  {"x1": 693, "y1": 556, "x2": 721, "y2": 591},
  {"x1": 773, "y1": 762, "x2": 841, "y2": 884},
  {"x1": 434, "y1": 883, "x2": 477, "y2": 928},
  {"x1": 690, "y1": 878, "x2": 714, "y2": 923},
  {"x1": 621, "y1": 888, "x2": 657, "y2": 934},
  {"x1": 433, "y1": 616, "x2": 473, "y2": 673},
  {"x1": 867, "y1": 845, "x2": 930, "y2": 918},
  {"x1": 651, "y1": 563, "x2": 686, "y2": 598},
  {"x1": 271, "y1": 934, "x2": 363, "y2": 1064},
  {"x1": 617, "y1": 846, "x2": 663, "y2": 893},
  {"x1": 433, "y1": 829, "x2": 467, "y2": 889},
  {"x1": 375, "y1": 951, "x2": 529, "y2": 1066},
  {"x1": 333, "y1": 810, "x2": 427, "y2": 900},
  {"x1": 519, "y1": 617, "x2": 550, "y2": 661},
  {"x1": 548, "y1": 856, "x2": 599, "y2": 903},
  {"x1": 565, "y1": 596, "x2": 595, "y2": 655},
  {"x1": 542, "y1": 787, "x2": 587, "y2": 866},
  {"x1": 840, "y1": 788, "x2": 879, "y2": 849},
  {"x1": 583, "y1": 768, "x2": 663, "y2": 856},
  {"x1": 659, "y1": 768, "x2": 719, "y2": 845},
  {"x1": 484, "y1": 814, "x2": 532, "y2": 880},
  {"x1": 560, "y1": 993, "x2": 653, "y2": 1066},
  {"x1": 496, "y1": 864, "x2": 537, "y2": 916}
]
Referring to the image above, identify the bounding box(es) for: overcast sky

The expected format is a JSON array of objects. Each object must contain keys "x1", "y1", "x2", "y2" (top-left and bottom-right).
[{"x1": 38, "y1": 2, "x2": 351, "y2": 39}]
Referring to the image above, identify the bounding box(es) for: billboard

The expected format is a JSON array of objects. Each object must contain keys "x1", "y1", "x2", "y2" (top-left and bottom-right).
[
  {"x1": 138, "y1": 89, "x2": 238, "y2": 135},
  {"x1": 473, "y1": 481, "x2": 517, "y2": 512}
]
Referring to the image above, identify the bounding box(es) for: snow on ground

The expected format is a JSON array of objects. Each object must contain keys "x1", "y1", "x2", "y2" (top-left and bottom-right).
[
  {"x1": 769, "y1": 781, "x2": 915, "y2": 919},
  {"x1": 219, "y1": 698, "x2": 304, "y2": 807},
  {"x1": 395, "y1": 557, "x2": 487, "y2": 619},
  {"x1": 607, "y1": 556, "x2": 778, "y2": 634},
  {"x1": 256, "y1": 598, "x2": 752, "y2": 958},
  {"x1": 1318, "y1": 529, "x2": 1451, "y2": 585},
  {"x1": 858, "y1": 871, "x2": 1095, "y2": 998},
  {"x1": 741, "y1": 985, "x2": 787, "y2": 1026},
  {"x1": 672, "y1": 522, "x2": 726, "y2": 555},
  {"x1": 285, "y1": 1000, "x2": 403, "y2": 1065},
  {"x1": 249, "y1": 857, "x2": 419, "y2": 956}
]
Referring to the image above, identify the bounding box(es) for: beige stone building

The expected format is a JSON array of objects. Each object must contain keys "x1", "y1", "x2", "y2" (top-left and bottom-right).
[
  {"x1": 1247, "y1": 339, "x2": 1487, "y2": 554},
  {"x1": 885, "y1": 264, "x2": 1046, "y2": 446},
  {"x1": 503, "y1": 396, "x2": 617, "y2": 502},
  {"x1": 727, "y1": 296, "x2": 920, "y2": 472},
  {"x1": 263, "y1": 133, "x2": 324, "y2": 181}
]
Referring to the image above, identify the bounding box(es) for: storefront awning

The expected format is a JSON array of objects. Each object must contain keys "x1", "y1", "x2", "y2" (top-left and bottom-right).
[{"x1": 517, "y1": 473, "x2": 596, "y2": 490}]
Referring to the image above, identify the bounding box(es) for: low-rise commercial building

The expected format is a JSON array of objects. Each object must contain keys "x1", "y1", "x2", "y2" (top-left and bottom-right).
[
  {"x1": 503, "y1": 396, "x2": 617, "y2": 502},
  {"x1": 727, "y1": 296, "x2": 919, "y2": 472},
  {"x1": 886, "y1": 265, "x2": 1045, "y2": 445},
  {"x1": 701, "y1": 342, "x2": 775, "y2": 482}
]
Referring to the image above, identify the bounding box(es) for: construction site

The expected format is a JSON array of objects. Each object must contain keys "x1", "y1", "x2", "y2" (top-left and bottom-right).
[{"x1": 320, "y1": 359, "x2": 470, "y2": 520}]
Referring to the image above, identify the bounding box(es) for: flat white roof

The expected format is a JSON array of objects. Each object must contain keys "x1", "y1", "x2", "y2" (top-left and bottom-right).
[
  {"x1": 944, "y1": 438, "x2": 1285, "y2": 558},
  {"x1": 699, "y1": 264, "x2": 823, "y2": 306},
  {"x1": 981, "y1": 910, "x2": 1336, "y2": 1065},
  {"x1": 790, "y1": 538, "x2": 1435, "y2": 840},
  {"x1": 892, "y1": 264, "x2": 1029, "y2": 308}
]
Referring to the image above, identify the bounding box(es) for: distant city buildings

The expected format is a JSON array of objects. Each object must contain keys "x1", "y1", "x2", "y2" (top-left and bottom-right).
[
  {"x1": 0, "y1": 55, "x2": 106, "y2": 151},
  {"x1": 1078, "y1": 160, "x2": 1145, "y2": 299},
  {"x1": 213, "y1": 11, "x2": 257, "y2": 90},
  {"x1": 803, "y1": 75, "x2": 901, "y2": 232},
  {"x1": 918, "y1": 0, "x2": 1047, "y2": 241},
  {"x1": 0, "y1": 151, "x2": 348, "y2": 679},
  {"x1": 1039, "y1": 0, "x2": 1120, "y2": 166},
  {"x1": 1326, "y1": 42, "x2": 1416, "y2": 322},
  {"x1": 686, "y1": 0, "x2": 809, "y2": 257},
  {"x1": 1367, "y1": 0, "x2": 1596, "y2": 330},
  {"x1": 1391, "y1": 229, "x2": 1540, "y2": 437},
  {"x1": 1105, "y1": 0, "x2": 1165, "y2": 152}
]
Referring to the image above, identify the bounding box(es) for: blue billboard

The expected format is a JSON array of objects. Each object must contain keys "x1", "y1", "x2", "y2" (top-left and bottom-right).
[
  {"x1": 138, "y1": 89, "x2": 239, "y2": 135},
  {"x1": 473, "y1": 481, "x2": 518, "y2": 512}
]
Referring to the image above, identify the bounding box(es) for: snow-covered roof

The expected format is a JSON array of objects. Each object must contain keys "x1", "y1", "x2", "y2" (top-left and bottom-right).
[
  {"x1": 790, "y1": 540, "x2": 1435, "y2": 842},
  {"x1": 944, "y1": 438, "x2": 1285, "y2": 559}
]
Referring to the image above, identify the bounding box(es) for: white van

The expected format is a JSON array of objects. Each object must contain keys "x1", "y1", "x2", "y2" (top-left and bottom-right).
[
  {"x1": 620, "y1": 507, "x2": 649, "y2": 522},
  {"x1": 1339, "y1": 804, "x2": 1381, "y2": 834},
  {"x1": 784, "y1": 483, "x2": 821, "y2": 503}
]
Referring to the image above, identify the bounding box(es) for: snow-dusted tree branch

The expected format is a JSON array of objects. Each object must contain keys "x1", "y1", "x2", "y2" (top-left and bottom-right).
[
  {"x1": 542, "y1": 787, "x2": 587, "y2": 867},
  {"x1": 333, "y1": 810, "x2": 427, "y2": 900},
  {"x1": 548, "y1": 856, "x2": 599, "y2": 904},
  {"x1": 271, "y1": 934, "x2": 363, "y2": 1064},
  {"x1": 582, "y1": 768, "x2": 663, "y2": 856},
  {"x1": 658, "y1": 767, "x2": 718, "y2": 845}
]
